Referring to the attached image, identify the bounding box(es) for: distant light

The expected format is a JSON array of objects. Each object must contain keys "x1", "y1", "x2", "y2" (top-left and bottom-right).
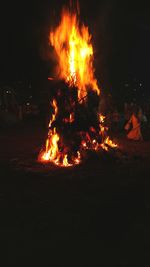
[
  {"x1": 26, "y1": 102, "x2": 30, "y2": 106},
  {"x1": 139, "y1": 83, "x2": 142, "y2": 87},
  {"x1": 125, "y1": 83, "x2": 129, "y2": 87}
]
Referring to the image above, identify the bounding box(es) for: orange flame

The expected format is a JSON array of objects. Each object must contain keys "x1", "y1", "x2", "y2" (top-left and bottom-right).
[
  {"x1": 104, "y1": 136, "x2": 117, "y2": 148},
  {"x1": 41, "y1": 128, "x2": 59, "y2": 161},
  {"x1": 63, "y1": 112, "x2": 75, "y2": 123},
  {"x1": 99, "y1": 115, "x2": 118, "y2": 151},
  {"x1": 38, "y1": 7, "x2": 118, "y2": 167},
  {"x1": 62, "y1": 154, "x2": 70, "y2": 166},
  {"x1": 50, "y1": 9, "x2": 100, "y2": 101},
  {"x1": 40, "y1": 127, "x2": 81, "y2": 167},
  {"x1": 39, "y1": 99, "x2": 81, "y2": 167},
  {"x1": 99, "y1": 114, "x2": 105, "y2": 123},
  {"x1": 49, "y1": 99, "x2": 58, "y2": 127}
]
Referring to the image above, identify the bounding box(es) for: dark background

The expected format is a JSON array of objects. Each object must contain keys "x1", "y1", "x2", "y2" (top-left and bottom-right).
[
  {"x1": 0, "y1": 0, "x2": 150, "y2": 102},
  {"x1": 0, "y1": 2, "x2": 150, "y2": 266}
]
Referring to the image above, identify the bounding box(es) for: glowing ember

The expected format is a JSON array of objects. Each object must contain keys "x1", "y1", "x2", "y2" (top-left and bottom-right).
[
  {"x1": 104, "y1": 137, "x2": 117, "y2": 148},
  {"x1": 63, "y1": 113, "x2": 75, "y2": 123},
  {"x1": 99, "y1": 114, "x2": 105, "y2": 123},
  {"x1": 38, "y1": 5, "x2": 118, "y2": 167}
]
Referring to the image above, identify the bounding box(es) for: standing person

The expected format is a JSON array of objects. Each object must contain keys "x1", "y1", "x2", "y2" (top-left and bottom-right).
[{"x1": 125, "y1": 106, "x2": 143, "y2": 141}]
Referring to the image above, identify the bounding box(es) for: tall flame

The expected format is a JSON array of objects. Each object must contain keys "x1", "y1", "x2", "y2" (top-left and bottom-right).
[
  {"x1": 50, "y1": 9, "x2": 100, "y2": 100},
  {"x1": 41, "y1": 128, "x2": 59, "y2": 161},
  {"x1": 49, "y1": 99, "x2": 58, "y2": 127},
  {"x1": 38, "y1": 6, "x2": 118, "y2": 168}
]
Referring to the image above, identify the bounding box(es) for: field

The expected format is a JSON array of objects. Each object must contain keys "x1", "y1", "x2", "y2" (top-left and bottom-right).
[{"x1": 0, "y1": 118, "x2": 150, "y2": 266}]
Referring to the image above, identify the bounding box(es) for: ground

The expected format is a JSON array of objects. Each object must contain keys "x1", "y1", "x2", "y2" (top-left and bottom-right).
[{"x1": 0, "y1": 117, "x2": 150, "y2": 266}]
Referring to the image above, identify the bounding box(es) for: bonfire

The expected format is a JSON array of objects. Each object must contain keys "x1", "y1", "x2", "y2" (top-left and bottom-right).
[{"x1": 38, "y1": 6, "x2": 117, "y2": 167}]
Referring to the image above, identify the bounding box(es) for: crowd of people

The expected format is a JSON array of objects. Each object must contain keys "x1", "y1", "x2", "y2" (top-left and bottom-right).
[{"x1": 98, "y1": 95, "x2": 150, "y2": 141}]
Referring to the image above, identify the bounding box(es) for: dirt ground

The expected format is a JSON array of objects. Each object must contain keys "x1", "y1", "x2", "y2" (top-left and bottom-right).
[{"x1": 0, "y1": 118, "x2": 150, "y2": 266}]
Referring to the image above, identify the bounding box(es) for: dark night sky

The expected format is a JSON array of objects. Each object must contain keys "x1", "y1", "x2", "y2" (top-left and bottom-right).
[{"x1": 0, "y1": 0, "x2": 150, "y2": 98}]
